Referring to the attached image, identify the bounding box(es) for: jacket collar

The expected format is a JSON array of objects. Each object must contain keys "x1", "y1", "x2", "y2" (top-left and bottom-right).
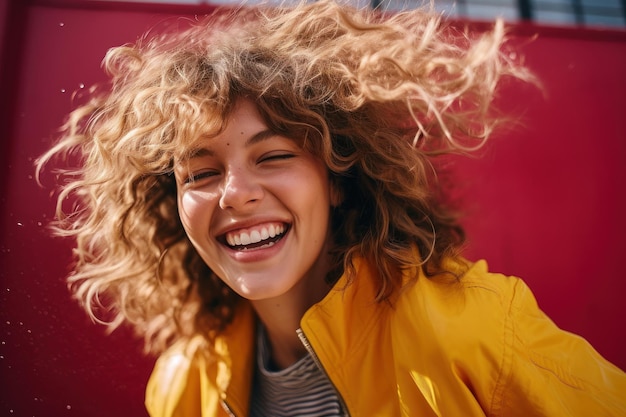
[
  {"x1": 300, "y1": 256, "x2": 387, "y2": 363},
  {"x1": 215, "y1": 257, "x2": 395, "y2": 416},
  {"x1": 212, "y1": 301, "x2": 256, "y2": 416}
]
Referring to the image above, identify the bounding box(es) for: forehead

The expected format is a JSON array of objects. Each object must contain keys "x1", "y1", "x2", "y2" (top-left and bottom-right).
[{"x1": 173, "y1": 100, "x2": 271, "y2": 160}]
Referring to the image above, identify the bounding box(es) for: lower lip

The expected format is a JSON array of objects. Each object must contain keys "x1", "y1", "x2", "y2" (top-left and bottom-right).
[{"x1": 225, "y1": 229, "x2": 289, "y2": 263}]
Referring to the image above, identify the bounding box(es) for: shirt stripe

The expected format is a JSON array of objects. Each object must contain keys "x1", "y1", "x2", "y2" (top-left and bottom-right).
[{"x1": 250, "y1": 327, "x2": 344, "y2": 417}]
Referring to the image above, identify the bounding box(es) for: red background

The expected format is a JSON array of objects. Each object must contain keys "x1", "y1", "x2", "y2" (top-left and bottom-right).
[{"x1": 1, "y1": 1, "x2": 625, "y2": 416}]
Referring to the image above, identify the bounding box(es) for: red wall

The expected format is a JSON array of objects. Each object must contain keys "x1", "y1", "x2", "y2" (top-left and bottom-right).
[{"x1": 1, "y1": 1, "x2": 625, "y2": 416}]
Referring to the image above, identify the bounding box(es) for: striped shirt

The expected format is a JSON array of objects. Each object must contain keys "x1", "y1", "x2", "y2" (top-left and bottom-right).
[{"x1": 250, "y1": 327, "x2": 345, "y2": 417}]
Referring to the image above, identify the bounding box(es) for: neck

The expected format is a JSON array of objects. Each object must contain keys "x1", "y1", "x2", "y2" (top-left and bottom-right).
[{"x1": 251, "y1": 275, "x2": 331, "y2": 370}]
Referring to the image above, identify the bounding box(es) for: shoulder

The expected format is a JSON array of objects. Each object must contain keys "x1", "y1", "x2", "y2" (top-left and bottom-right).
[
  {"x1": 145, "y1": 337, "x2": 209, "y2": 417},
  {"x1": 144, "y1": 303, "x2": 256, "y2": 417},
  {"x1": 393, "y1": 259, "x2": 626, "y2": 416},
  {"x1": 148, "y1": 336, "x2": 207, "y2": 381},
  {"x1": 390, "y1": 259, "x2": 535, "y2": 387},
  {"x1": 390, "y1": 259, "x2": 524, "y2": 365},
  {"x1": 386, "y1": 259, "x2": 524, "y2": 413},
  {"x1": 396, "y1": 258, "x2": 526, "y2": 328}
]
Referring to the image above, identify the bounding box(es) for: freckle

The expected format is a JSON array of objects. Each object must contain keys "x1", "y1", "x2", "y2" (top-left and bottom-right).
[{"x1": 226, "y1": 142, "x2": 230, "y2": 146}]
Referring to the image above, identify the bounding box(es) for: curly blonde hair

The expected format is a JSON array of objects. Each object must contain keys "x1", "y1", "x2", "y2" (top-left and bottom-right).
[{"x1": 37, "y1": 0, "x2": 530, "y2": 354}]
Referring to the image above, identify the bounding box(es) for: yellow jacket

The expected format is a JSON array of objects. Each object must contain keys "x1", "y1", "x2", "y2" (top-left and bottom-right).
[{"x1": 145, "y1": 259, "x2": 626, "y2": 416}]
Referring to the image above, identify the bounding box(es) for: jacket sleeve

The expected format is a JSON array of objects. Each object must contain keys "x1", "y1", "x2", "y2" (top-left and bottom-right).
[{"x1": 491, "y1": 277, "x2": 626, "y2": 417}]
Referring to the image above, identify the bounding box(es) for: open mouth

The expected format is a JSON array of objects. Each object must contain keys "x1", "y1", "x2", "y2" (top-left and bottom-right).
[{"x1": 222, "y1": 223, "x2": 289, "y2": 251}]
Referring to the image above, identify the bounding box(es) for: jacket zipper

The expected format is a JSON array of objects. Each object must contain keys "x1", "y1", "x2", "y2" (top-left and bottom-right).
[
  {"x1": 220, "y1": 398, "x2": 236, "y2": 417},
  {"x1": 220, "y1": 330, "x2": 349, "y2": 417},
  {"x1": 297, "y1": 328, "x2": 351, "y2": 417}
]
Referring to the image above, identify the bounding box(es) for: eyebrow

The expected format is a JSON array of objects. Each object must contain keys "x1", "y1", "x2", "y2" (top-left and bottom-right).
[
  {"x1": 185, "y1": 129, "x2": 278, "y2": 160},
  {"x1": 246, "y1": 129, "x2": 277, "y2": 146}
]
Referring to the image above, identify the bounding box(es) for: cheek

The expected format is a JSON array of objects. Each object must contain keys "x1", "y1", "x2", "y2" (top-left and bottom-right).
[
  {"x1": 177, "y1": 190, "x2": 216, "y2": 235},
  {"x1": 288, "y1": 165, "x2": 332, "y2": 222}
]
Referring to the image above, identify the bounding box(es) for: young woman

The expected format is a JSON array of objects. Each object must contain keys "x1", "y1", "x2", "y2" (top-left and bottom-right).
[{"x1": 37, "y1": 1, "x2": 625, "y2": 416}]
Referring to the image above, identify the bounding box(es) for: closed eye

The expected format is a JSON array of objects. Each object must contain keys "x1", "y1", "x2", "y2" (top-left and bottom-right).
[
  {"x1": 259, "y1": 152, "x2": 296, "y2": 163},
  {"x1": 184, "y1": 170, "x2": 219, "y2": 184}
]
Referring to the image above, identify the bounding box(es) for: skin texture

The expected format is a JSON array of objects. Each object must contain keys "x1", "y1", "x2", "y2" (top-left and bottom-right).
[{"x1": 175, "y1": 99, "x2": 337, "y2": 367}]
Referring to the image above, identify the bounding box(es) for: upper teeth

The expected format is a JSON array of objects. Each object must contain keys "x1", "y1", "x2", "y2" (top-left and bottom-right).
[{"x1": 226, "y1": 224, "x2": 285, "y2": 246}]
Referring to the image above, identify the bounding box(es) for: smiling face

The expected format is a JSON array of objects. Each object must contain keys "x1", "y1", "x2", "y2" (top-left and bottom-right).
[{"x1": 174, "y1": 99, "x2": 336, "y2": 301}]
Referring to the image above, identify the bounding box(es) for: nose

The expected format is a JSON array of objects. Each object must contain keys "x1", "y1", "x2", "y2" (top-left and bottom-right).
[{"x1": 218, "y1": 167, "x2": 264, "y2": 210}]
